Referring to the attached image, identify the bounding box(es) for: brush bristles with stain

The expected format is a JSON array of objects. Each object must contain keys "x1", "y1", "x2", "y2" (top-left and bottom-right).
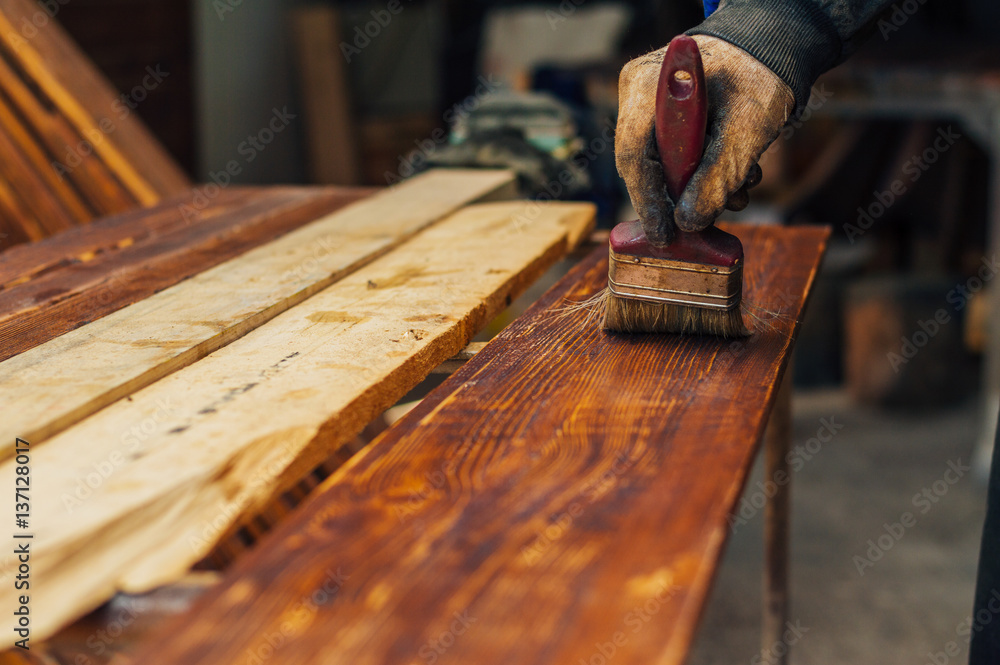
[
  {"x1": 600, "y1": 220, "x2": 749, "y2": 337},
  {"x1": 603, "y1": 293, "x2": 748, "y2": 337},
  {"x1": 604, "y1": 34, "x2": 754, "y2": 336}
]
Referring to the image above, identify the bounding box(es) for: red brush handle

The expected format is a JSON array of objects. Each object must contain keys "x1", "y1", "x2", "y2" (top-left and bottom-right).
[
  {"x1": 655, "y1": 35, "x2": 707, "y2": 201},
  {"x1": 610, "y1": 35, "x2": 741, "y2": 267}
]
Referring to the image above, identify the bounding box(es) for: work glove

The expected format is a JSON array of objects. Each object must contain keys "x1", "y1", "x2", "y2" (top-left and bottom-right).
[{"x1": 615, "y1": 35, "x2": 795, "y2": 245}]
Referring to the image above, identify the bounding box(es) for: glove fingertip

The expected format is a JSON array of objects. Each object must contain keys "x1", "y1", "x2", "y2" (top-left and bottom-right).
[{"x1": 674, "y1": 191, "x2": 716, "y2": 233}]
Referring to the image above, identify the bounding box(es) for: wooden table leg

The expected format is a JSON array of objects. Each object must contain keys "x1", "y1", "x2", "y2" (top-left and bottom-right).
[{"x1": 763, "y1": 372, "x2": 792, "y2": 664}]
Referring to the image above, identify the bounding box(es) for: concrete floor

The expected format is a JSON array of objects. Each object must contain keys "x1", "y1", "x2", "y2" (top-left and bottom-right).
[{"x1": 689, "y1": 390, "x2": 989, "y2": 665}]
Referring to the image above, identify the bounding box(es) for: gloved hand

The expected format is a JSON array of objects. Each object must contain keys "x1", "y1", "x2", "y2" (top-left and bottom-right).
[{"x1": 615, "y1": 35, "x2": 794, "y2": 245}]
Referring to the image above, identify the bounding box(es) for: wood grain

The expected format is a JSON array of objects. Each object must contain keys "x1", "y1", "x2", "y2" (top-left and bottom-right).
[
  {"x1": 0, "y1": 169, "x2": 513, "y2": 451},
  {"x1": 0, "y1": 186, "x2": 373, "y2": 361},
  {"x1": 137, "y1": 223, "x2": 829, "y2": 665},
  {"x1": 6, "y1": 200, "x2": 594, "y2": 640},
  {"x1": 0, "y1": 0, "x2": 191, "y2": 251},
  {"x1": 0, "y1": 187, "x2": 252, "y2": 288},
  {"x1": 37, "y1": 572, "x2": 220, "y2": 665}
]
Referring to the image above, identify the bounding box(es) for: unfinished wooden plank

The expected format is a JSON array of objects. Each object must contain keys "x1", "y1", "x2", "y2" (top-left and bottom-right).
[
  {"x1": 7, "y1": 200, "x2": 594, "y2": 640},
  {"x1": 137, "y1": 223, "x2": 828, "y2": 665},
  {"x1": 0, "y1": 169, "x2": 513, "y2": 452},
  {"x1": 0, "y1": 186, "x2": 374, "y2": 362}
]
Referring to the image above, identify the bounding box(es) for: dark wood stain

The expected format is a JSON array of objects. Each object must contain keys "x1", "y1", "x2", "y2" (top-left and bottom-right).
[
  {"x1": 0, "y1": 0, "x2": 195, "y2": 250},
  {"x1": 136, "y1": 224, "x2": 829, "y2": 665}
]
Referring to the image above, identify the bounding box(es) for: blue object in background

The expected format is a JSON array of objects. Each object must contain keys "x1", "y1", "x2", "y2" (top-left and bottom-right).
[{"x1": 703, "y1": 0, "x2": 720, "y2": 18}]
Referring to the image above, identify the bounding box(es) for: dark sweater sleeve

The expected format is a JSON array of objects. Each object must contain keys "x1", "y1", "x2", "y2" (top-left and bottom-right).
[{"x1": 687, "y1": 0, "x2": 896, "y2": 113}]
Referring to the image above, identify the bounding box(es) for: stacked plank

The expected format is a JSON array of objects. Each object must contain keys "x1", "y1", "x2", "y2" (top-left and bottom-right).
[
  {"x1": 0, "y1": 169, "x2": 598, "y2": 640},
  {"x1": 0, "y1": 186, "x2": 375, "y2": 362},
  {"x1": 0, "y1": 0, "x2": 190, "y2": 248}
]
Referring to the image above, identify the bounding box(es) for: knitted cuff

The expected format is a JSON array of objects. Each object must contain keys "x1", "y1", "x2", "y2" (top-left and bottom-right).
[{"x1": 687, "y1": 0, "x2": 841, "y2": 114}]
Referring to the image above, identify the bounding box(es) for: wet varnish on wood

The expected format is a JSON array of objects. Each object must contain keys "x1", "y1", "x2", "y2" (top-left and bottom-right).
[{"x1": 136, "y1": 224, "x2": 829, "y2": 665}]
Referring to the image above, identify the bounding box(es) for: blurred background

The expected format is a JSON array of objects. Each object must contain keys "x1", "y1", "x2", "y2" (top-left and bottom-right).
[{"x1": 43, "y1": 0, "x2": 1000, "y2": 662}]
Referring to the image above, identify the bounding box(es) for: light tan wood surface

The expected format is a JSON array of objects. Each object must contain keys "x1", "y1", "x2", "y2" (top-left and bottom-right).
[{"x1": 0, "y1": 170, "x2": 513, "y2": 453}]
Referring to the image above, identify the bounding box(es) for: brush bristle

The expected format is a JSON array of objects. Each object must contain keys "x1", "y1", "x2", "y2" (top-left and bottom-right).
[{"x1": 602, "y1": 291, "x2": 750, "y2": 337}]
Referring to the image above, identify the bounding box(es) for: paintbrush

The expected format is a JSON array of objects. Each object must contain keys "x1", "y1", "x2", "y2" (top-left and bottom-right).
[{"x1": 603, "y1": 35, "x2": 748, "y2": 337}]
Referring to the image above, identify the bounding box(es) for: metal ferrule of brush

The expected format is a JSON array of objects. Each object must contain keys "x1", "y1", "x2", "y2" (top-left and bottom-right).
[{"x1": 607, "y1": 248, "x2": 743, "y2": 310}]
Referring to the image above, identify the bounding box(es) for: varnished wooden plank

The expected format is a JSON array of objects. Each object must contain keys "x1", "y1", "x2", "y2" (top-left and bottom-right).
[
  {"x1": 137, "y1": 223, "x2": 828, "y2": 665},
  {"x1": 0, "y1": 48, "x2": 138, "y2": 214},
  {"x1": 0, "y1": 92, "x2": 93, "y2": 224},
  {"x1": 7, "y1": 200, "x2": 594, "y2": 640},
  {"x1": 0, "y1": 186, "x2": 372, "y2": 361},
  {"x1": 0, "y1": 169, "x2": 513, "y2": 452},
  {"x1": 0, "y1": 170, "x2": 43, "y2": 244},
  {"x1": 36, "y1": 572, "x2": 220, "y2": 665},
  {"x1": 0, "y1": 108, "x2": 80, "y2": 236},
  {"x1": 0, "y1": 0, "x2": 190, "y2": 205},
  {"x1": 0, "y1": 187, "x2": 251, "y2": 287}
]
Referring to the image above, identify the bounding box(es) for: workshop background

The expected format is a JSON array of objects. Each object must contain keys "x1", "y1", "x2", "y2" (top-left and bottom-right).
[{"x1": 48, "y1": 0, "x2": 1000, "y2": 663}]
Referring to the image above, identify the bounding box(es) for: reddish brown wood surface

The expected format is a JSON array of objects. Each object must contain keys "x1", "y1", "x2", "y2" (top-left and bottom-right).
[
  {"x1": 0, "y1": 0, "x2": 192, "y2": 251},
  {"x1": 138, "y1": 223, "x2": 829, "y2": 665},
  {"x1": 0, "y1": 186, "x2": 372, "y2": 361}
]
